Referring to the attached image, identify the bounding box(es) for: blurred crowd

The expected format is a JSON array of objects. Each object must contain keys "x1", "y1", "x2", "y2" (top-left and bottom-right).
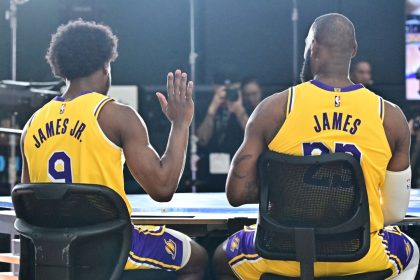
[
  {"x1": 194, "y1": 60, "x2": 420, "y2": 191},
  {"x1": 0, "y1": 60, "x2": 419, "y2": 191}
]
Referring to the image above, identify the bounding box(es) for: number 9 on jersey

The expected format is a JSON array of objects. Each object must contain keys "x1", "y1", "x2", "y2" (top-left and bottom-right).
[{"x1": 48, "y1": 151, "x2": 73, "y2": 183}]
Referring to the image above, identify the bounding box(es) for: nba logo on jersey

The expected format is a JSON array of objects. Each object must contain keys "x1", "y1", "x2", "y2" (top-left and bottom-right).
[
  {"x1": 59, "y1": 104, "x2": 66, "y2": 114},
  {"x1": 334, "y1": 96, "x2": 341, "y2": 107}
]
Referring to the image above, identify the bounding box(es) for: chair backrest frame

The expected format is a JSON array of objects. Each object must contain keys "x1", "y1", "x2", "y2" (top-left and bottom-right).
[
  {"x1": 255, "y1": 151, "x2": 371, "y2": 263},
  {"x1": 12, "y1": 183, "x2": 132, "y2": 280}
]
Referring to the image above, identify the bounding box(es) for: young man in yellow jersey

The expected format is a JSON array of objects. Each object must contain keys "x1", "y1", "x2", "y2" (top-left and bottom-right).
[
  {"x1": 213, "y1": 13, "x2": 419, "y2": 279},
  {"x1": 20, "y1": 20, "x2": 207, "y2": 279}
]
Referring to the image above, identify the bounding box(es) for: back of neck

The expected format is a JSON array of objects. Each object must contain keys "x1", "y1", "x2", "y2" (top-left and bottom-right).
[
  {"x1": 313, "y1": 73, "x2": 353, "y2": 88},
  {"x1": 63, "y1": 81, "x2": 101, "y2": 101}
]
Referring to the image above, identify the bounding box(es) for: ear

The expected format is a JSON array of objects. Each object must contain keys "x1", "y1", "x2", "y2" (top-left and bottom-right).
[
  {"x1": 351, "y1": 41, "x2": 358, "y2": 58},
  {"x1": 102, "y1": 63, "x2": 110, "y2": 75},
  {"x1": 311, "y1": 38, "x2": 320, "y2": 59},
  {"x1": 303, "y1": 37, "x2": 315, "y2": 60}
]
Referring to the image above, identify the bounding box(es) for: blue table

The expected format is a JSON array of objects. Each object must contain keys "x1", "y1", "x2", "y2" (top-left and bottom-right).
[
  {"x1": 1, "y1": 191, "x2": 420, "y2": 236},
  {"x1": 2, "y1": 191, "x2": 420, "y2": 215}
]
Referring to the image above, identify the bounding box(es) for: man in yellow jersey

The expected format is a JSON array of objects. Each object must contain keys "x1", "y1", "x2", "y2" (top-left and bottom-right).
[
  {"x1": 20, "y1": 20, "x2": 207, "y2": 279},
  {"x1": 213, "y1": 13, "x2": 419, "y2": 280}
]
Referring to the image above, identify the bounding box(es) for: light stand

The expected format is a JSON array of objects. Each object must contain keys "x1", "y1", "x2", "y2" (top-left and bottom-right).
[
  {"x1": 189, "y1": 0, "x2": 199, "y2": 193},
  {"x1": 8, "y1": 0, "x2": 17, "y2": 80},
  {"x1": 292, "y1": 0, "x2": 299, "y2": 85},
  {"x1": 5, "y1": 0, "x2": 29, "y2": 190}
]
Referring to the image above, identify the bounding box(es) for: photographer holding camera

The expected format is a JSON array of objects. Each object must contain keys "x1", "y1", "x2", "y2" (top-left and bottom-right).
[{"x1": 196, "y1": 77, "x2": 263, "y2": 191}]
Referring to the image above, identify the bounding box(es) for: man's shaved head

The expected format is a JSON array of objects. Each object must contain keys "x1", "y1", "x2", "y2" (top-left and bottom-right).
[
  {"x1": 312, "y1": 13, "x2": 356, "y2": 57},
  {"x1": 301, "y1": 13, "x2": 358, "y2": 82}
]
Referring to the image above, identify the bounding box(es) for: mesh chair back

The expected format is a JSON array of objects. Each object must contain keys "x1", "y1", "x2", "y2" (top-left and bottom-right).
[
  {"x1": 256, "y1": 152, "x2": 370, "y2": 262},
  {"x1": 12, "y1": 183, "x2": 132, "y2": 280}
]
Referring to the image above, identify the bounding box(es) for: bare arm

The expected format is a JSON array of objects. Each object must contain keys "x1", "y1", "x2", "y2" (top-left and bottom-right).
[
  {"x1": 226, "y1": 118, "x2": 263, "y2": 207},
  {"x1": 99, "y1": 70, "x2": 194, "y2": 202},
  {"x1": 226, "y1": 91, "x2": 288, "y2": 206},
  {"x1": 228, "y1": 92, "x2": 249, "y2": 131},
  {"x1": 381, "y1": 101, "x2": 411, "y2": 224},
  {"x1": 231, "y1": 105, "x2": 249, "y2": 131},
  {"x1": 235, "y1": 109, "x2": 249, "y2": 130},
  {"x1": 196, "y1": 111, "x2": 216, "y2": 146},
  {"x1": 384, "y1": 102, "x2": 411, "y2": 172},
  {"x1": 197, "y1": 86, "x2": 226, "y2": 146}
]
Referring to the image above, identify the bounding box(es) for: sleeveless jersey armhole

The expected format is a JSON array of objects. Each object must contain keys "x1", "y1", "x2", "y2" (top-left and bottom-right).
[
  {"x1": 379, "y1": 96, "x2": 385, "y2": 123},
  {"x1": 92, "y1": 97, "x2": 122, "y2": 151},
  {"x1": 268, "y1": 88, "x2": 294, "y2": 150},
  {"x1": 286, "y1": 86, "x2": 295, "y2": 117},
  {"x1": 93, "y1": 97, "x2": 114, "y2": 118}
]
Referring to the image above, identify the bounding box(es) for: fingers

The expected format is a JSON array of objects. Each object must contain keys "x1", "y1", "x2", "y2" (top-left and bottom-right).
[
  {"x1": 216, "y1": 86, "x2": 227, "y2": 99},
  {"x1": 186, "y1": 81, "x2": 193, "y2": 101},
  {"x1": 167, "y1": 72, "x2": 174, "y2": 101},
  {"x1": 174, "y1": 69, "x2": 181, "y2": 99},
  {"x1": 220, "y1": 90, "x2": 226, "y2": 99},
  {"x1": 181, "y1": 72, "x2": 187, "y2": 99},
  {"x1": 156, "y1": 92, "x2": 168, "y2": 112},
  {"x1": 215, "y1": 86, "x2": 225, "y2": 95},
  {"x1": 237, "y1": 90, "x2": 243, "y2": 101},
  {"x1": 167, "y1": 69, "x2": 193, "y2": 102}
]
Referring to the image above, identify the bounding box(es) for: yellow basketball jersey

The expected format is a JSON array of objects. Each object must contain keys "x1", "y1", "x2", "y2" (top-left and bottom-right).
[
  {"x1": 23, "y1": 92, "x2": 132, "y2": 214},
  {"x1": 268, "y1": 80, "x2": 391, "y2": 232}
]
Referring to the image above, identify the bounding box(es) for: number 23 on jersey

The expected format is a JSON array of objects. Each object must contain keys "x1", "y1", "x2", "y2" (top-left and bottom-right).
[{"x1": 303, "y1": 142, "x2": 362, "y2": 161}]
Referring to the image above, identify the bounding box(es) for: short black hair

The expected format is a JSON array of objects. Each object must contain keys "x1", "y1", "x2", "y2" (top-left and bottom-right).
[
  {"x1": 350, "y1": 59, "x2": 370, "y2": 74},
  {"x1": 46, "y1": 19, "x2": 118, "y2": 80},
  {"x1": 240, "y1": 76, "x2": 260, "y2": 91}
]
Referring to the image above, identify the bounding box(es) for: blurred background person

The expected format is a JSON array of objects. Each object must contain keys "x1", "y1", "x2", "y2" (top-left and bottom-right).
[
  {"x1": 350, "y1": 60, "x2": 373, "y2": 87},
  {"x1": 196, "y1": 77, "x2": 263, "y2": 192},
  {"x1": 241, "y1": 77, "x2": 263, "y2": 114}
]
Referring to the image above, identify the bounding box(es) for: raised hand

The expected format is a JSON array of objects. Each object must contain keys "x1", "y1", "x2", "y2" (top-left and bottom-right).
[{"x1": 156, "y1": 69, "x2": 194, "y2": 127}]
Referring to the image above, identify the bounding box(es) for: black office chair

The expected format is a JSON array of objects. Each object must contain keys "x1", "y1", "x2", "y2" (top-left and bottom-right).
[
  {"x1": 256, "y1": 152, "x2": 392, "y2": 280},
  {"x1": 12, "y1": 183, "x2": 176, "y2": 280}
]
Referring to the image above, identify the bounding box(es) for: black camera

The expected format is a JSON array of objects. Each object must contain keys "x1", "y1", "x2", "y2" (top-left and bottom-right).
[{"x1": 226, "y1": 87, "x2": 238, "y2": 102}]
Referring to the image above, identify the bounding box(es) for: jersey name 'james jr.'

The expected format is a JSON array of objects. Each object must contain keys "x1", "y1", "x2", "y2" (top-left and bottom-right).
[{"x1": 32, "y1": 118, "x2": 87, "y2": 148}]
